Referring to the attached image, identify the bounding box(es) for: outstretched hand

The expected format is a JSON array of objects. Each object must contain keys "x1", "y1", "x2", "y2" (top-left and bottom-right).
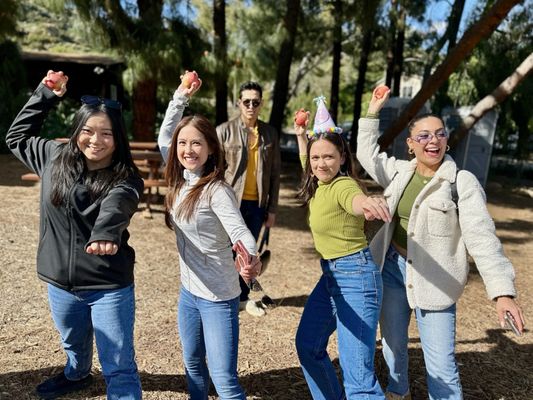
[
  {"x1": 177, "y1": 70, "x2": 202, "y2": 97},
  {"x1": 42, "y1": 70, "x2": 68, "y2": 97},
  {"x1": 86, "y1": 240, "x2": 118, "y2": 256},
  {"x1": 367, "y1": 85, "x2": 390, "y2": 115},
  {"x1": 360, "y1": 195, "x2": 392, "y2": 222}
]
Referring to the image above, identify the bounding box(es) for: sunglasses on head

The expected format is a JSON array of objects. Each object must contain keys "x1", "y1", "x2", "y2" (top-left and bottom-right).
[
  {"x1": 81, "y1": 95, "x2": 122, "y2": 111},
  {"x1": 241, "y1": 99, "x2": 261, "y2": 109},
  {"x1": 411, "y1": 128, "x2": 449, "y2": 144}
]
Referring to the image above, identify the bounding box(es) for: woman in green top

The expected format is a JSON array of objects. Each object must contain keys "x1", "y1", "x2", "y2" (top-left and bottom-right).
[{"x1": 293, "y1": 97, "x2": 391, "y2": 400}]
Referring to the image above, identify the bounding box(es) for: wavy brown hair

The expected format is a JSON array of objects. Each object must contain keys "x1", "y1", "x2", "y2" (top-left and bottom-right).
[
  {"x1": 298, "y1": 133, "x2": 367, "y2": 205},
  {"x1": 164, "y1": 115, "x2": 226, "y2": 228}
]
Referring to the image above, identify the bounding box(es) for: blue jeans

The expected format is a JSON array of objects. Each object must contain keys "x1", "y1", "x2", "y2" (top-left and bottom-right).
[
  {"x1": 380, "y1": 245, "x2": 463, "y2": 399},
  {"x1": 295, "y1": 248, "x2": 384, "y2": 399},
  {"x1": 238, "y1": 200, "x2": 266, "y2": 301},
  {"x1": 178, "y1": 287, "x2": 245, "y2": 400},
  {"x1": 47, "y1": 284, "x2": 142, "y2": 400}
]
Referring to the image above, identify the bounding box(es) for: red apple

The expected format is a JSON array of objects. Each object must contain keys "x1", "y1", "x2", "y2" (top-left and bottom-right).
[
  {"x1": 44, "y1": 72, "x2": 67, "y2": 91},
  {"x1": 181, "y1": 71, "x2": 200, "y2": 89},
  {"x1": 294, "y1": 108, "x2": 308, "y2": 126},
  {"x1": 374, "y1": 85, "x2": 389, "y2": 99}
]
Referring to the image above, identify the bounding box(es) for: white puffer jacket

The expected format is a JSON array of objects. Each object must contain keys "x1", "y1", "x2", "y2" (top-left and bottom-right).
[{"x1": 357, "y1": 118, "x2": 516, "y2": 310}]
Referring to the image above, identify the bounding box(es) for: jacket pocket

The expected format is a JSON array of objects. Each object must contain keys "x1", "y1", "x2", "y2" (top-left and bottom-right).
[{"x1": 427, "y1": 199, "x2": 457, "y2": 237}]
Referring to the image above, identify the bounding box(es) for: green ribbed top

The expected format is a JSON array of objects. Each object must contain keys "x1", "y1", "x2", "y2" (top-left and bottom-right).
[
  {"x1": 392, "y1": 171, "x2": 433, "y2": 248},
  {"x1": 308, "y1": 176, "x2": 366, "y2": 259}
]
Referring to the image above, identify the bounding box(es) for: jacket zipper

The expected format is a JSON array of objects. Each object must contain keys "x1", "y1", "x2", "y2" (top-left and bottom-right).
[{"x1": 66, "y1": 185, "x2": 77, "y2": 290}]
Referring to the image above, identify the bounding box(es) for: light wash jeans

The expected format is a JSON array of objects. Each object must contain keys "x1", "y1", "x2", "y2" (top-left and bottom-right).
[
  {"x1": 380, "y1": 245, "x2": 463, "y2": 399},
  {"x1": 178, "y1": 287, "x2": 245, "y2": 400},
  {"x1": 47, "y1": 283, "x2": 142, "y2": 400},
  {"x1": 295, "y1": 248, "x2": 384, "y2": 400}
]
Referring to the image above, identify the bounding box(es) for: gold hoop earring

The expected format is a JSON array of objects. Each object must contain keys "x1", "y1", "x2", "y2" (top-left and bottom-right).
[
  {"x1": 408, "y1": 148, "x2": 414, "y2": 155},
  {"x1": 446, "y1": 145, "x2": 450, "y2": 151}
]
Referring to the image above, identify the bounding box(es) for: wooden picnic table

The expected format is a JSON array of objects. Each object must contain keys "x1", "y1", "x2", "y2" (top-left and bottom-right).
[{"x1": 21, "y1": 140, "x2": 167, "y2": 218}]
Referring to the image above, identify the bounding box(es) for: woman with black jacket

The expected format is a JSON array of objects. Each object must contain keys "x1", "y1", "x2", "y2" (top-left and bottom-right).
[{"x1": 6, "y1": 71, "x2": 144, "y2": 400}]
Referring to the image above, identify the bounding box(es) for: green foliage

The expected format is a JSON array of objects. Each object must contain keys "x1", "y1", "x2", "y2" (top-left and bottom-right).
[
  {"x1": 464, "y1": 2, "x2": 533, "y2": 159},
  {"x1": 0, "y1": 41, "x2": 27, "y2": 153},
  {"x1": 38, "y1": 97, "x2": 78, "y2": 139},
  {"x1": 0, "y1": 0, "x2": 20, "y2": 41}
]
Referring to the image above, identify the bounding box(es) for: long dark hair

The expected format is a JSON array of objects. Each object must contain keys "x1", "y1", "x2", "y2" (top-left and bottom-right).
[
  {"x1": 50, "y1": 103, "x2": 139, "y2": 206},
  {"x1": 298, "y1": 133, "x2": 366, "y2": 204},
  {"x1": 164, "y1": 115, "x2": 226, "y2": 228}
]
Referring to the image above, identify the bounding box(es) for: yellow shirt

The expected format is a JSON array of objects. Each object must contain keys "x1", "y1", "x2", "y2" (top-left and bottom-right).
[{"x1": 242, "y1": 126, "x2": 259, "y2": 201}]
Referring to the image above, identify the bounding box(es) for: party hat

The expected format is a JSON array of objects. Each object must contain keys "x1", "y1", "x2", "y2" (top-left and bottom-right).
[{"x1": 310, "y1": 95, "x2": 343, "y2": 137}]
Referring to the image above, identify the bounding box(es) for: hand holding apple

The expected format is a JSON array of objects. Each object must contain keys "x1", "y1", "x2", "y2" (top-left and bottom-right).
[
  {"x1": 178, "y1": 70, "x2": 202, "y2": 97},
  {"x1": 374, "y1": 85, "x2": 389, "y2": 100},
  {"x1": 294, "y1": 108, "x2": 309, "y2": 127},
  {"x1": 368, "y1": 85, "x2": 390, "y2": 115},
  {"x1": 43, "y1": 70, "x2": 68, "y2": 96}
]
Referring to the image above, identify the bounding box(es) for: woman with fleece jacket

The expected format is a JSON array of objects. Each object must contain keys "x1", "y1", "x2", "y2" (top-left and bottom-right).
[{"x1": 356, "y1": 86, "x2": 525, "y2": 400}]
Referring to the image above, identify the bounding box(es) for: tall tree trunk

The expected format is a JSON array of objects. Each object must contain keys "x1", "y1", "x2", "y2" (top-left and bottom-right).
[
  {"x1": 449, "y1": 52, "x2": 533, "y2": 148},
  {"x1": 269, "y1": 0, "x2": 301, "y2": 134},
  {"x1": 213, "y1": 0, "x2": 229, "y2": 125},
  {"x1": 378, "y1": 0, "x2": 522, "y2": 149},
  {"x1": 423, "y1": 0, "x2": 466, "y2": 82},
  {"x1": 329, "y1": 0, "x2": 342, "y2": 122},
  {"x1": 132, "y1": 0, "x2": 163, "y2": 141},
  {"x1": 132, "y1": 78, "x2": 157, "y2": 141},
  {"x1": 349, "y1": 27, "x2": 373, "y2": 152},
  {"x1": 392, "y1": 4, "x2": 405, "y2": 96},
  {"x1": 385, "y1": 2, "x2": 398, "y2": 88}
]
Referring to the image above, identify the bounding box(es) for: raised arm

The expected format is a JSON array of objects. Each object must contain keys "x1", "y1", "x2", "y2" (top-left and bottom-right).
[
  {"x1": 6, "y1": 71, "x2": 68, "y2": 175},
  {"x1": 356, "y1": 86, "x2": 406, "y2": 188},
  {"x1": 293, "y1": 109, "x2": 310, "y2": 169},
  {"x1": 158, "y1": 71, "x2": 202, "y2": 163}
]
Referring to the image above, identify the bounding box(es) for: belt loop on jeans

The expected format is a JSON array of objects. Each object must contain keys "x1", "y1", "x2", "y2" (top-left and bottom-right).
[{"x1": 360, "y1": 248, "x2": 367, "y2": 264}]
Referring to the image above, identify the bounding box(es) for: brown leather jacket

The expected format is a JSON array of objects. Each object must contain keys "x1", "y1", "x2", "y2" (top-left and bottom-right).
[{"x1": 216, "y1": 117, "x2": 281, "y2": 214}]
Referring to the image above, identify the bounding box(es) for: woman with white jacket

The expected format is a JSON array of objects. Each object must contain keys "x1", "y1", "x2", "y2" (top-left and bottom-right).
[{"x1": 356, "y1": 87, "x2": 524, "y2": 400}]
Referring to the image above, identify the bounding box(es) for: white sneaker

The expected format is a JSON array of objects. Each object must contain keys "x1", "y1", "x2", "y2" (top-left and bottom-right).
[
  {"x1": 385, "y1": 391, "x2": 411, "y2": 400},
  {"x1": 239, "y1": 300, "x2": 266, "y2": 317}
]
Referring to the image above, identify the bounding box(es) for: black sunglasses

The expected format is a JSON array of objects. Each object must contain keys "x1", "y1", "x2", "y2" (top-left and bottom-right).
[
  {"x1": 241, "y1": 99, "x2": 261, "y2": 109},
  {"x1": 81, "y1": 95, "x2": 122, "y2": 111}
]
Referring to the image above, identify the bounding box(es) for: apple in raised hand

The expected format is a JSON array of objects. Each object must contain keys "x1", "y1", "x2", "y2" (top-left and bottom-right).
[
  {"x1": 181, "y1": 71, "x2": 200, "y2": 89},
  {"x1": 374, "y1": 85, "x2": 389, "y2": 99},
  {"x1": 294, "y1": 108, "x2": 308, "y2": 127},
  {"x1": 44, "y1": 71, "x2": 67, "y2": 91}
]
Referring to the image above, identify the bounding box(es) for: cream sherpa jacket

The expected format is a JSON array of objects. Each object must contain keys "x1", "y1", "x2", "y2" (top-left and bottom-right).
[{"x1": 357, "y1": 118, "x2": 516, "y2": 310}]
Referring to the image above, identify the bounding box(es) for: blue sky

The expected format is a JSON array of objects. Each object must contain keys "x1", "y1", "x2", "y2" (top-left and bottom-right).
[{"x1": 412, "y1": 0, "x2": 479, "y2": 36}]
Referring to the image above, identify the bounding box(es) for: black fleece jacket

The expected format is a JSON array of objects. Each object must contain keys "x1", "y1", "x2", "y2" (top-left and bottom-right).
[{"x1": 6, "y1": 84, "x2": 144, "y2": 291}]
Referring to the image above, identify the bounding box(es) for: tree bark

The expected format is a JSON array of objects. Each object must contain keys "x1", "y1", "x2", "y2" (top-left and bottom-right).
[
  {"x1": 349, "y1": 27, "x2": 373, "y2": 152},
  {"x1": 385, "y1": 2, "x2": 398, "y2": 88},
  {"x1": 378, "y1": 0, "x2": 522, "y2": 150},
  {"x1": 449, "y1": 51, "x2": 533, "y2": 148},
  {"x1": 422, "y1": 0, "x2": 466, "y2": 82},
  {"x1": 392, "y1": 4, "x2": 405, "y2": 97},
  {"x1": 132, "y1": 78, "x2": 157, "y2": 141},
  {"x1": 213, "y1": 0, "x2": 229, "y2": 125},
  {"x1": 269, "y1": 0, "x2": 301, "y2": 134},
  {"x1": 329, "y1": 0, "x2": 342, "y2": 123}
]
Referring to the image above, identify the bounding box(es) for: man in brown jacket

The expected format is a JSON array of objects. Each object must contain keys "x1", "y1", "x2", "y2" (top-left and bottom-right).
[{"x1": 216, "y1": 81, "x2": 281, "y2": 317}]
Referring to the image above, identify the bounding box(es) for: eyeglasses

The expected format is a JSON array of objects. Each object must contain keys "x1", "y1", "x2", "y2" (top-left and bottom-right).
[
  {"x1": 81, "y1": 95, "x2": 122, "y2": 111},
  {"x1": 241, "y1": 99, "x2": 261, "y2": 109},
  {"x1": 411, "y1": 128, "x2": 449, "y2": 144}
]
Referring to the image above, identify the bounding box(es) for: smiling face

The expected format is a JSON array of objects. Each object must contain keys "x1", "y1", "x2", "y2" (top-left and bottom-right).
[
  {"x1": 407, "y1": 116, "x2": 448, "y2": 174},
  {"x1": 309, "y1": 138, "x2": 345, "y2": 183},
  {"x1": 76, "y1": 112, "x2": 116, "y2": 170},
  {"x1": 238, "y1": 89, "x2": 262, "y2": 125},
  {"x1": 177, "y1": 125, "x2": 211, "y2": 173}
]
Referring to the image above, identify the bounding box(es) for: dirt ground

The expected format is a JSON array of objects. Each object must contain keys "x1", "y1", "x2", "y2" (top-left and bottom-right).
[{"x1": 0, "y1": 153, "x2": 531, "y2": 400}]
